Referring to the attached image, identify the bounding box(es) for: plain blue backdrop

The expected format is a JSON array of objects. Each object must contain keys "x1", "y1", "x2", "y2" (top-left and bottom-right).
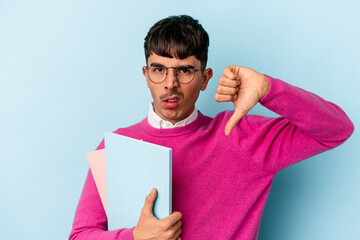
[{"x1": 0, "y1": 0, "x2": 359, "y2": 239}]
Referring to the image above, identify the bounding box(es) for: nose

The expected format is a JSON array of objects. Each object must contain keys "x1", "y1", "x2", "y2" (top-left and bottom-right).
[{"x1": 164, "y1": 68, "x2": 179, "y2": 90}]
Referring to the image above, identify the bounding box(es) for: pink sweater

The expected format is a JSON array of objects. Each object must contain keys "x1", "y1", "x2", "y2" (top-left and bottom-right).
[{"x1": 69, "y1": 76, "x2": 354, "y2": 240}]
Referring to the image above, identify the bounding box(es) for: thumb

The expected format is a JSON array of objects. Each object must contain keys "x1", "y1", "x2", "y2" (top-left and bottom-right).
[
  {"x1": 225, "y1": 109, "x2": 247, "y2": 136},
  {"x1": 142, "y1": 188, "x2": 157, "y2": 216}
]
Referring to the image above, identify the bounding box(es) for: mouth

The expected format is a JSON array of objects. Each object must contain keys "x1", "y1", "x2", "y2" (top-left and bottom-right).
[
  {"x1": 163, "y1": 96, "x2": 180, "y2": 102},
  {"x1": 162, "y1": 96, "x2": 181, "y2": 108}
]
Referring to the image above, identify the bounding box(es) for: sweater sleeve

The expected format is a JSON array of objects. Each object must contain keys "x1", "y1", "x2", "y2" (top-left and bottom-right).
[
  {"x1": 241, "y1": 75, "x2": 354, "y2": 173},
  {"x1": 69, "y1": 140, "x2": 135, "y2": 240}
]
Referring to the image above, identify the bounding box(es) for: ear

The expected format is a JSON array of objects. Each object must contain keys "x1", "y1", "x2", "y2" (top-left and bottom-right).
[
  {"x1": 142, "y1": 66, "x2": 150, "y2": 88},
  {"x1": 200, "y1": 68, "x2": 213, "y2": 91}
]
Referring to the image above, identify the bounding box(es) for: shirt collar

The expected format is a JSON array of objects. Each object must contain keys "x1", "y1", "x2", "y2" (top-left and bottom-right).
[{"x1": 147, "y1": 102, "x2": 198, "y2": 129}]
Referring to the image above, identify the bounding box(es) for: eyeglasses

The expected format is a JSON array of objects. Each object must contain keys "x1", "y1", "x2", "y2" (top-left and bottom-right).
[{"x1": 145, "y1": 64, "x2": 202, "y2": 84}]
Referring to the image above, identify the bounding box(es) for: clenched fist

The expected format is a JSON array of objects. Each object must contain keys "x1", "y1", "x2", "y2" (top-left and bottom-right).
[{"x1": 215, "y1": 65, "x2": 270, "y2": 136}]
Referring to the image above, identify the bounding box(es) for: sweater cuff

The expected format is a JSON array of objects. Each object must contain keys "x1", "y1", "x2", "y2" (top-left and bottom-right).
[
  {"x1": 259, "y1": 74, "x2": 278, "y2": 105},
  {"x1": 116, "y1": 227, "x2": 135, "y2": 240}
]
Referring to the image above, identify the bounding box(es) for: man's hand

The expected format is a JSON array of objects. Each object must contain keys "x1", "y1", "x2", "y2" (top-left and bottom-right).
[
  {"x1": 133, "y1": 188, "x2": 182, "y2": 240},
  {"x1": 215, "y1": 65, "x2": 270, "y2": 136}
]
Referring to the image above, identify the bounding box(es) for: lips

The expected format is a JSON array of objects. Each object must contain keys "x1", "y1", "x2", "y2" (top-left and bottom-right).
[
  {"x1": 164, "y1": 96, "x2": 180, "y2": 102},
  {"x1": 162, "y1": 96, "x2": 181, "y2": 108}
]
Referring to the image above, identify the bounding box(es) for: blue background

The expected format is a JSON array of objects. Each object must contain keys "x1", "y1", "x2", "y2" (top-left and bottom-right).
[{"x1": 0, "y1": 0, "x2": 359, "y2": 239}]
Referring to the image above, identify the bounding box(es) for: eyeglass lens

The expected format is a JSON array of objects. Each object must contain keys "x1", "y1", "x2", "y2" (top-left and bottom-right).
[{"x1": 148, "y1": 66, "x2": 195, "y2": 84}]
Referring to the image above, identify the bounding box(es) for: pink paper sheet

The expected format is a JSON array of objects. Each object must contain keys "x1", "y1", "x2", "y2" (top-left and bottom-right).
[{"x1": 86, "y1": 149, "x2": 107, "y2": 215}]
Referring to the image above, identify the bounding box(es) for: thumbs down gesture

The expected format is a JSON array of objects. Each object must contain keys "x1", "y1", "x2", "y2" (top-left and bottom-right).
[{"x1": 215, "y1": 65, "x2": 270, "y2": 136}]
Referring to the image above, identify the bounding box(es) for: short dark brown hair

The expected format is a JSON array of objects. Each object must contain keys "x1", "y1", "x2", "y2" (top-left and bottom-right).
[{"x1": 144, "y1": 15, "x2": 209, "y2": 68}]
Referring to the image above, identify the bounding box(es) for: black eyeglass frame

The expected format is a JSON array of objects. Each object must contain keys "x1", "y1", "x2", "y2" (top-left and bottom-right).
[{"x1": 145, "y1": 64, "x2": 202, "y2": 84}]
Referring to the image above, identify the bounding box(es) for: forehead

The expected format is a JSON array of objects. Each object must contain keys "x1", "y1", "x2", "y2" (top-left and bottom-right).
[{"x1": 148, "y1": 54, "x2": 200, "y2": 67}]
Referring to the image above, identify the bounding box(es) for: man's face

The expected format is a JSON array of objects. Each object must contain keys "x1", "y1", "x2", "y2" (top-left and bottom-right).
[{"x1": 143, "y1": 54, "x2": 213, "y2": 124}]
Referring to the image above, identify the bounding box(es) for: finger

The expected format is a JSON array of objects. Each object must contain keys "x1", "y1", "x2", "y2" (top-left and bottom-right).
[
  {"x1": 222, "y1": 65, "x2": 240, "y2": 80},
  {"x1": 142, "y1": 188, "x2": 157, "y2": 215},
  {"x1": 219, "y1": 75, "x2": 240, "y2": 88},
  {"x1": 217, "y1": 85, "x2": 238, "y2": 95},
  {"x1": 214, "y1": 93, "x2": 237, "y2": 102},
  {"x1": 165, "y1": 220, "x2": 182, "y2": 240},
  {"x1": 225, "y1": 109, "x2": 248, "y2": 136},
  {"x1": 160, "y1": 211, "x2": 182, "y2": 226},
  {"x1": 172, "y1": 224, "x2": 182, "y2": 239},
  {"x1": 171, "y1": 219, "x2": 182, "y2": 231}
]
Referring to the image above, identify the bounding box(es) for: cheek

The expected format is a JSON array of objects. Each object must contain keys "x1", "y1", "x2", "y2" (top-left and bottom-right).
[
  {"x1": 150, "y1": 87, "x2": 166, "y2": 107},
  {"x1": 147, "y1": 86, "x2": 158, "y2": 101},
  {"x1": 150, "y1": 89, "x2": 158, "y2": 101},
  {"x1": 183, "y1": 84, "x2": 202, "y2": 102}
]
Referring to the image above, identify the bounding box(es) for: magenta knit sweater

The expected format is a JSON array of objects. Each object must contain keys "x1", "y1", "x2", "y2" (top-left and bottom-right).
[{"x1": 69, "y1": 76, "x2": 354, "y2": 240}]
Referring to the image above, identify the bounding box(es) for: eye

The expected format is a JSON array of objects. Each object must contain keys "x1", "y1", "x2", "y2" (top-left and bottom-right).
[
  {"x1": 177, "y1": 67, "x2": 193, "y2": 74},
  {"x1": 151, "y1": 66, "x2": 165, "y2": 73}
]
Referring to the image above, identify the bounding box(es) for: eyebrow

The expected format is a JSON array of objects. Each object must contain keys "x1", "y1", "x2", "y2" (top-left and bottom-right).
[{"x1": 149, "y1": 62, "x2": 195, "y2": 68}]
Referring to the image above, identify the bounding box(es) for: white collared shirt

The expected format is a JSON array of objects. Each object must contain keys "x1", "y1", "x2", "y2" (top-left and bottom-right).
[{"x1": 147, "y1": 102, "x2": 198, "y2": 129}]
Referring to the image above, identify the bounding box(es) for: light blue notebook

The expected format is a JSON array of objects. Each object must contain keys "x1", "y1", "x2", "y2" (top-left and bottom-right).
[{"x1": 104, "y1": 133, "x2": 172, "y2": 230}]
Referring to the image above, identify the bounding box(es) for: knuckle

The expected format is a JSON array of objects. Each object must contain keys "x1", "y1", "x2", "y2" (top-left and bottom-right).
[
  {"x1": 175, "y1": 211, "x2": 182, "y2": 219},
  {"x1": 223, "y1": 65, "x2": 232, "y2": 74},
  {"x1": 159, "y1": 220, "x2": 170, "y2": 230},
  {"x1": 165, "y1": 231, "x2": 175, "y2": 239},
  {"x1": 219, "y1": 76, "x2": 226, "y2": 85},
  {"x1": 145, "y1": 194, "x2": 152, "y2": 202}
]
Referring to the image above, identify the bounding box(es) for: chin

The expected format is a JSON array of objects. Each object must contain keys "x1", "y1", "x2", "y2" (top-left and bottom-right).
[
  {"x1": 164, "y1": 112, "x2": 182, "y2": 121},
  {"x1": 161, "y1": 110, "x2": 184, "y2": 121},
  {"x1": 156, "y1": 104, "x2": 189, "y2": 122}
]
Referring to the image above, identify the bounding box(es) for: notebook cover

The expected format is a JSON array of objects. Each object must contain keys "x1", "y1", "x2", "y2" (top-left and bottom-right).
[{"x1": 105, "y1": 132, "x2": 172, "y2": 230}]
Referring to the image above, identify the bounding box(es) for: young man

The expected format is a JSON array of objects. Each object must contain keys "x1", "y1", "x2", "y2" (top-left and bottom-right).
[{"x1": 70, "y1": 15, "x2": 354, "y2": 240}]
